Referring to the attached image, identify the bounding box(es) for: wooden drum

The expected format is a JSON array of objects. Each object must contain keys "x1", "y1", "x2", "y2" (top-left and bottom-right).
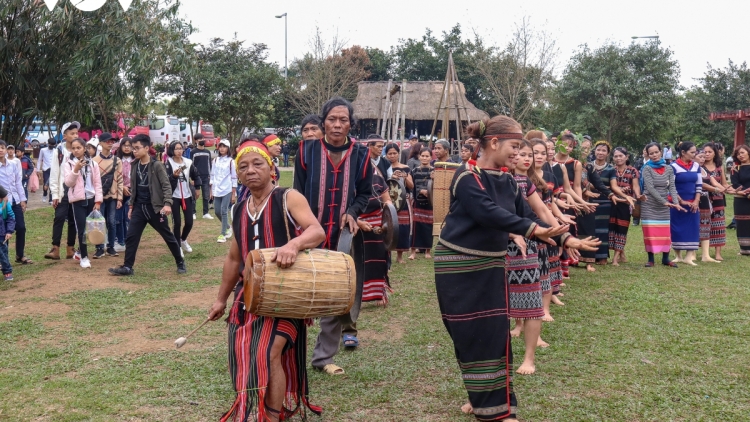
[
  {"x1": 431, "y1": 161, "x2": 460, "y2": 236},
  {"x1": 243, "y1": 248, "x2": 357, "y2": 319}
]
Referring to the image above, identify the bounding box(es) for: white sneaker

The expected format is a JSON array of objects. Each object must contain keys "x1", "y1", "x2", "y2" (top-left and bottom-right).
[
  {"x1": 224, "y1": 228, "x2": 233, "y2": 239},
  {"x1": 203, "y1": 213, "x2": 214, "y2": 220},
  {"x1": 217, "y1": 235, "x2": 226, "y2": 243},
  {"x1": 193, "y1": 214, "x2": 197, "y2": 220},
  {"x1": 114, "y1": 244, "x2": 126, "y2": 253},
  {"x1": 42, "y1": 196, "x2": 48, "y2": 203},
  {"x1": 181, "y1": 240, "x2": 193, "y2": 253},
  {"x1": 74, "y1": 250, "x2": 81, "y2": 261},
  {"x1": 80, "y1": 257, "x2": 91, "y2": 268}
]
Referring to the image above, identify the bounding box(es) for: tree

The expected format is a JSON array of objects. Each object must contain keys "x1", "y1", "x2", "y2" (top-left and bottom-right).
[
  {"x1": 156, "y1": 38, "x2": 285, "y2": 144},
  {"x1": 548, "y1": 41, "x2": 681, "y2": 149},
  {"x1": 677, "y1": 60, "x2": 750, "y2": 146},
  {"x1": 286, "y1": 29, "x2": 371, "y2": 117},
  {"x1": 364, "y1": 47, "x2": 393, "y2": 81},
  {"x1": 0, "y1": 0, "x2": 193, "y2": 143},
  {"x1": 472, "y1": 17, "x2": 557, "y2": 127}
]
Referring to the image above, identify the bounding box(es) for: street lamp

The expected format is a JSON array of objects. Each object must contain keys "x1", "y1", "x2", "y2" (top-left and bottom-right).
[
  {"x1": 631, "y1": 35, "x2": 660, "y2": 40},
  {"x1": 275, "y1": 13, "x2": 288, "y2": 78}
]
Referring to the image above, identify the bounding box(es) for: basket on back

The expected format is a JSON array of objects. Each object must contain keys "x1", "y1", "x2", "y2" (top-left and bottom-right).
[
  {"x1": 243, "y1": 248, "x2": 357, "y2": 319},
  {"x1": 431, "y1": 161, "x2": 460, "y2": 236}
]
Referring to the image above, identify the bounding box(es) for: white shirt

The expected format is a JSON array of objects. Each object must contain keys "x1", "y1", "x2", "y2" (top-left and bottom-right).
[
  {"x1": 37, "y1": 147, "x2": 54, "y2": 171},
  {"x1": 168, "y1": 157, "x2": 193, "y2": 199},
  {"x1": 0, "y1": 158, "x2": 26, "y2": 203},
  {"x1": 210, "y1": 156, "x2": 237, "y2": 197}
]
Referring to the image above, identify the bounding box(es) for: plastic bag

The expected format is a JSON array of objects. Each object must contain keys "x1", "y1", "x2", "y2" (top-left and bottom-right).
[
  {"x1": 86, "y1": 210, "x2": 107, "y2": 245},
  {"x1": 29, "y1": 173, "x2": 40, "y2": 193}
]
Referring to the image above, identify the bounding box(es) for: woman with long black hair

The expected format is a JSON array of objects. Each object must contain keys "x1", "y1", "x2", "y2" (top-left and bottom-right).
[
  {"x1": 410, "y1": 147, "x2": 433, "y2": 260},
  {"x1": 384, "y1": 143, "x2": 414, "y2": 263},
  {"x1": 728, "y1": 144, "x2": 750, "y2": 256},
  {"x1": 165, "y1": 141, "x2": 201, "y2": 253},
  {"x1": 114, "y1": 137, "x2": 134, "y2": 251},
  {"x1": 701, "y1": 143, "x2": 727, "y2": 261},
  {"x1": 608, "y1": 147, "x2": 642, "y2": 265},
  {"x1": 670, "y1": 141, "x2": 702, "y2": 266}
]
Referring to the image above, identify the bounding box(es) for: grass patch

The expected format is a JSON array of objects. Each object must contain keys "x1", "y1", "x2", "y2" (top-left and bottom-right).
[{"x1": 0, "y1": 186, "x2": 748, "y2": 420}]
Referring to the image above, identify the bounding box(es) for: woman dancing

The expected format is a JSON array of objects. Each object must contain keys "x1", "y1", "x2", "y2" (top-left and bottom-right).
[
  {"x1": 670, "y1": 142, "x2": 702, "y2": 266},
  {"x1": 701, "y1": 143, "x2": 727, "y2": 261},
  {"x1": 608, "y1": 147, "x2": 641, "y2": 265},
  {"x1": 385, "y1": 143, "x2": 414, "y2": 263}
]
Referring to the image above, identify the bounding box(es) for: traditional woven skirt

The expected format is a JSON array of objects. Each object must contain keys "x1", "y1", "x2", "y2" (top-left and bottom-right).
[
  {"x1": 671, "y1": 208, "x2": 700, "y2": 251},
  {"x1": 608, "y1": 202, "x2": 631, "y2": 251},
  {"x1": 361, "y1": 229, "x2": 389, "y2": 303},
  {"x1": 577, "y1": 210, "x2": 597, "y2": 263},
  {"x1": 642, "y1": 220, "x2": 671, "y2": 253},
  {"x1": 547, "y1": 245, "x2": 563, "y2": 294},
  {"x1": 506, "y1": 239, "x2": 543, "y2": 319},
  {"x1": 734, "y1": 197, "x2": 750, "y2": 255},
  {"x1": 699, "y1": 196, "x2": 712, "y2": 242},
  {"x1": 224, "y1": 284, "x2": 321, "y2": 422},
  {"x1": 709, "y1": 194, "x2": 726, "y2": 247},
  {"x1": 537, "y1": 243, "x2": 551, "y2": 294},
  {"x1": 434, "y1": 244, "x2": 517, "y2": 421},
  {"x1": 593, "y1": 199, "x2": 611, "y2": 259},
  {"x1": 396, "y1": 200, "x2": 413, "y2": 252},
  {"x1": 412, "y1": 201, "x2": 433, "y2": 250}
]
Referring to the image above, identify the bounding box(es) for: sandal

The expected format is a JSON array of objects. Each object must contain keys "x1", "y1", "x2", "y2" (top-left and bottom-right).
[
  {"x1": 343, "y1": 334, "x2": 359, "y2": 348},
  {"x1": 644, "y1": 262, "x2": 655, "y2": 267},
  {"x1": 318, "y1": 364, "x2": 345, "y2": 375},
  {"x1": 663, "y1": 261, "x2": 678, "y2": 268},
  {"x1": 15, "y1": 256, "x2": 33, "y2": 265}
]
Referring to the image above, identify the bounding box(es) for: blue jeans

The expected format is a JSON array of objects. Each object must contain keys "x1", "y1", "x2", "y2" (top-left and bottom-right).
[
  {"x1": 97, "y1": 198, "x2": 118, "y2": 249},
  {"x1": 0, "y1": 241, "x2": 11, "y2": 275},
  {"x1": 116, "y1": 196, "x2": 130, "y2": 245},
  {"x1": 214, "y1": 194, "x2": 231, "y2": 236}
]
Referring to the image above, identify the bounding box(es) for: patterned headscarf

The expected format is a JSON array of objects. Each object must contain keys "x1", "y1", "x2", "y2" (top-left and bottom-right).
[{"x1": 235, "y1": 141, "x2": 274, "y2": 170}]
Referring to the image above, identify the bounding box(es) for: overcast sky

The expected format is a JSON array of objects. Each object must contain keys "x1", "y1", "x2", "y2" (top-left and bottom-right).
[{"x1": 178, "y1": 0, "x2": 747, "y2": 89}]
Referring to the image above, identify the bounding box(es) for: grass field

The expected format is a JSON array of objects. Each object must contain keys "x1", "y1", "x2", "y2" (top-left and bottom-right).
[{"x1": 1, "y1": 172, "x2": 749, "y2": 421}]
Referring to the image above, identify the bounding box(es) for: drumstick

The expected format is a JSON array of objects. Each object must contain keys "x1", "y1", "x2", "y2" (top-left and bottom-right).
[{"x1": 174, "y1": 318, "x2": 210, "y2": 349}]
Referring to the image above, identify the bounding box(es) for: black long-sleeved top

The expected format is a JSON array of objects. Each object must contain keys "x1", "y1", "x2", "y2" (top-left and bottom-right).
[
  {"x1": 293, "y1": 138, "x2": 373, "y2": 249},
  {"x1": 191, "y1": 149, "x2": 212, "y2": 179},
  {"x1": 439, "y1": 165, "x2": 541, "y2": 257}
]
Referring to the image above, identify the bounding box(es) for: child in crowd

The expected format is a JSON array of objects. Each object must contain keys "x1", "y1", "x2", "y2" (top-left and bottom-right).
[{"x1": 0, "y1": 186, "x2": 16, "y2": 281}]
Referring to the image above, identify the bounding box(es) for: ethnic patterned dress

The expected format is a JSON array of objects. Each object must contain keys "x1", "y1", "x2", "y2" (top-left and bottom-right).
[
  {"x1": 609, "y1": 166, "x2": 639, "y2": 251},
  {"x1": 670, "y1": 161, "x2": 702, "y2": 251},
  {"x1": 412, "y1": 165, "x2": 434, "y2": 250},
  {"x1": 730, "y1": 165, "x2": 750, "y2": 255},
  {"x1": 705, "y1": 166, "x2": 727, "y2": 247}
]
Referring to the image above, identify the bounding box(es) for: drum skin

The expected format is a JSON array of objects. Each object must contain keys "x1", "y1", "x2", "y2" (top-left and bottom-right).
[{"x1": 243, "y1": 248, "x2": 356, "y2": 319}]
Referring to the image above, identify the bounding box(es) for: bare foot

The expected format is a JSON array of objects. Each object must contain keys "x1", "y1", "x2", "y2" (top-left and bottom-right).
[
  {"x1": 516, "y1": 360, "x2": 536, "y2": 374},
  {"x1": 715, "y1": 255, "x2": 724, "y2": 261},
  {"x1": 558, "y1": 292, "x2": 565, "y2": 297},
  {"x1": 560, "y1": 282, "x2": 567, "y2": 287},
  {"x1": 612, "y1": 261, "x2": 620, "y2": 266},
  {"x1": 397, "y1": 259, "x2": 405, "y2": 264},
  {"x1": 408, "y1": 254, "x2": 415, "y2": 260},
  {"x1": 701, "y1": 256, "x2": 720, "y2": 263},
  {"x1": 461, "y1": 403, "x2": 473, "y2": 414},
  {"x1": 672, "y1": 256, "x2": 681, "y2": 263},
  {"x1": 425, "y1": 254, "x2": 432, "y2": 259},
  {"x1": 621, "y1": 254, "x2": 628, "y2": 263},
  {"x1": 551, "y1": 296, "x2": 565, "y2": 306},
  {"x1": 586, "y1": 264, "x2": 596, "y2": 272},
  {"x1": 501, "y1": 419, "x2": 519, "y2": 422},
  {"x1": 542, "y1": 313, "x2": 554, "y2": 322},
  {"x1": 562, "y1": 276, "x2": 570, "y2": 280},
  {"x1": 537, "y1": 337, "x2": 550, "y2": 348},
  {"x1": 684, "y1": 260, "x2": 698, "y2": 266},
  {"x1": 510, "y1": 326, "x2": 523, "y2": 338}
]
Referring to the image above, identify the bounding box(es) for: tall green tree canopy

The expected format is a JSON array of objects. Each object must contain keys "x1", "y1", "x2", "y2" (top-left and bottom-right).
[
  {"x1": 549, "y1": 41, "x2": 681, "y2": 149},
  {"x1": 157, "y1": 38, "x2": 285, "y2": 143},
  {"x1": 0, "y1": 0, "x2": 193, "y2": 143}
]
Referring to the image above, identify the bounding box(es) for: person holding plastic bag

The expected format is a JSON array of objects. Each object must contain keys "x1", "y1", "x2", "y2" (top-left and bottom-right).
[{"x1": 63, "y1": 138, "x2": 103, "y2": 268}]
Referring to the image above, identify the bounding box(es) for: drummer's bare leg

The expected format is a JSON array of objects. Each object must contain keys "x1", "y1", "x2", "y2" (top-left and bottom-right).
[
  {"x1": 397, "y1": 251, "x2": 405, "y2": 264},
  {"x1": 424, "y1": 248, "x2": 432, "y2": 259},
  {"x1": 408, "y1": 248, "x2": 416, "y2": 260},
  {"x1": 266, "y1": 335, "x2": 287, "y2": 422}
]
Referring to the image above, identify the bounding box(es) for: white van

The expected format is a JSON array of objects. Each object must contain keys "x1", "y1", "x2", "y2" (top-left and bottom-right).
[{"x1": 148, "y1": 115, "x2": 181, "y2": 145}]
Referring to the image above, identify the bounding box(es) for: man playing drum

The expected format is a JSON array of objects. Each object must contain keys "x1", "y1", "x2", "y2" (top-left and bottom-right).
[
  {"x1": 293, "y1": 97, "x2": 374, "y2": 375},
  {"x1": 208, "y1": 141, "x2": 325, "y2": 422}
]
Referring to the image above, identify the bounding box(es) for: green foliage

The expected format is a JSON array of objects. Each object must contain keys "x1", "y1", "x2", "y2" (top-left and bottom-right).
[
  {"x1": 548, "y1": 41, "x2": 681, "y2": 150},
  {"x1": 155, "y1": 38, "x2": 285, "y2": 144},
  {"x1": 0, "y1": 0, "x2": 193, "y2": 143},
  {"x1": 676, "y1": 60, "x2": 750, "y2": 148},
  {"x1": 364, "y1": 47, "x2": 394, "y2": 81}
]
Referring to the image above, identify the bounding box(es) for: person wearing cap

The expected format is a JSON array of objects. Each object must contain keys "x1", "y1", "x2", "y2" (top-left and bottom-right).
[
  {"x1": 47, "y1": 121, "x2": 80, "y2": 260},
  {"x1": 92, "y1": 133, "x2": 124, "y2": 258},
  {"x1": 108, "y1": 134, "x2": 186, "y2": 276},
  {"x1": 294, "y1": 97, "x2": 374, "y2": 376},
  {"x1": 210, "y1": 139, "x2": 237, "y2": 243},
  {"x1": 37, "y1": 138, "x2": 55, "y2": 203},
  {"x1": 0, "y1": 140, "x2": 31, "y2": 265},
  {"x1": 400, "y1": 134, "x2": 419, "y2": 164},
  {"x1": 85, "y1": 139, "x2": 99, "y2": 159}
]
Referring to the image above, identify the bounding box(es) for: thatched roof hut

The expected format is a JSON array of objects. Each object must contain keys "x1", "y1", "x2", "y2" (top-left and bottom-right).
[
  {"x1": 352, "y1": 81, "x2": 489, "y2": 122},
  {"x1": 352, "y1": 81, "x2": 489, "y2": 142}
]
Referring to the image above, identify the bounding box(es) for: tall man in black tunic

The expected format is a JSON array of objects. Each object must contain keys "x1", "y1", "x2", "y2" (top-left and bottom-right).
[{"x1": 293, "y1": 97, "x2": 373, "y2": 375}]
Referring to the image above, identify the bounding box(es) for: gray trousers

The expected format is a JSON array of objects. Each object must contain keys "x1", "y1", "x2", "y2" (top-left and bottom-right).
[{"x1": 311, "y1": 316, "x2": 345, "y2": 369}]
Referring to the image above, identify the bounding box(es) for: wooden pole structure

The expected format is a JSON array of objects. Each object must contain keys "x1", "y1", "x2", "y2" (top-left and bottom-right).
[
  {"x1": 380, "y1": 79, "x2": 393, "y2": 138},
  {"x1": 399, "y1": 80, "x2": 408, "y2": 141}
]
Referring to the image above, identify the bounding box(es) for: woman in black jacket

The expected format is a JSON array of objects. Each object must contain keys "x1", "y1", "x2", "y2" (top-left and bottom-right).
[{"x1": 165, "y1": 142, "x2": 201, "y2": 253}]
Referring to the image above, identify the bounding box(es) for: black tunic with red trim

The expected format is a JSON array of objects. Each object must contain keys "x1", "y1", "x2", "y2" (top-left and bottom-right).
[
  {"x1": 223, "y1": 188, "x2": 321, "y2": 422},
  {"x1": 293, "y1": 138, "x2": 373, "y2": 250}
]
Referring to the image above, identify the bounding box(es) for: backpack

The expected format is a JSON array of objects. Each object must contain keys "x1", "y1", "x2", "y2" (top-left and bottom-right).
[{"x1": 100, "y1": 157, "x2": 119, "y2": 195}]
